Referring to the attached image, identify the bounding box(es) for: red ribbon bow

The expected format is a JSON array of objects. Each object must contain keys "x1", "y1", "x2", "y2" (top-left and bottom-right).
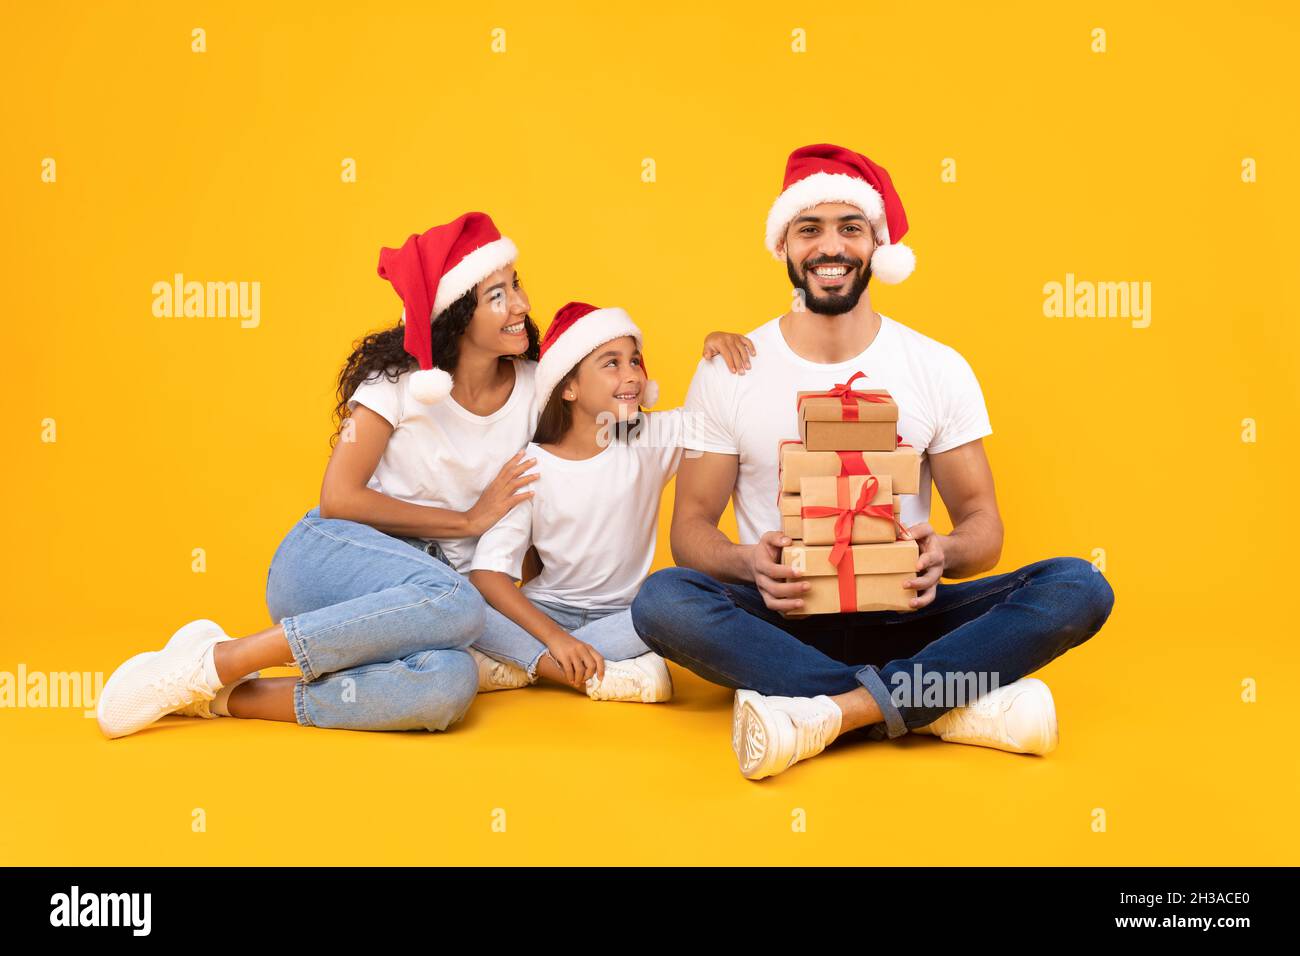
[
  {"x1": 799, "y1": 475, "x2": 911, "y2": 612},
  {"x1": 795, "y1": 370, "x2": 890, "y2": 422}
]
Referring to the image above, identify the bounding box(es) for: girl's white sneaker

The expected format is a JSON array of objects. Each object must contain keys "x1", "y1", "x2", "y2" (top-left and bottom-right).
[
  {"x1": 585, "y1": 652, "x2": 673, "y2": 702},
  {"x1": 732, "y1": 689, "x2": 843, "y2": 780},
  {"x1": 96, "y1": 620, "x2": 231, "y2": 738},
  {"x1": 469, "y1": 647, "x2": 533, "y2": 692},
  {"x1": 915, "y1": 677, "x2": 1058, "y2": 755}
]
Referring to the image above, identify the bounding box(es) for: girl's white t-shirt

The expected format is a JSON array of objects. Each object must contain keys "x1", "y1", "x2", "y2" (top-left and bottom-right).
[
  {"x1": 682, "y1": 314, "x2": 992, "y2": 544},
  {"x1": 469, "y1": 408, "x2": 686, "y2": 610},
  {"x1": 347, "y1": 358, "x2": 539, "y2": 573}
]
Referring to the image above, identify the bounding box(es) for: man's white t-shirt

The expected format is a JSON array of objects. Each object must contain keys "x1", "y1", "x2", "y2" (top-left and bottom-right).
[
  {"x1": 682, "y1": 314, "x2": 992, "y2": 544},
  {"x1": 347, "y1": 358, "x2": 539, "y2": 573},
  {"x1": 470, "y1": 409, "x2": 686, "y2": 610}
]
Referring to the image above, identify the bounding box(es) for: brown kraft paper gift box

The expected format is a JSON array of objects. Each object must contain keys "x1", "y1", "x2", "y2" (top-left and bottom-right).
[
  {"x1": 779, "y1": 539, "x2": 920, "y2": 616},
  {"x1": 795, "y1": 475, "x2": 896, "y2": 545},
  {"x1": 777, "y1": 440, "x2": 921, "y2": 495},
  {"x1": 796, "y1": 387, "x2": 898, "y2": 452},
  {"x1": 779, "y1": 492, "x2": 899, "y2": 541}
]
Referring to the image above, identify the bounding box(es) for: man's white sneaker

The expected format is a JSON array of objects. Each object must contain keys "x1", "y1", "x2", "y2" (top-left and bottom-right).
[
  {"x1": 732, "y1": 689, "x2": 843, "y2": 780},
  {"x1": 469, "y1": 647, "x2": 533, "y2": 692},
  {"x1": 584, "y1": 652, "x2": 673, "y2": 702},
  {"x1": 96, "y1": 619, "x2": 230, "y2": 738},
  {"x1": 916, "y1": 677, "x2": 1058, "y2": 755}
]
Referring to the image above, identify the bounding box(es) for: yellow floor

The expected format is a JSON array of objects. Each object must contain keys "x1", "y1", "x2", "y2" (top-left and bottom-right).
[{"x1": 4, "y1": 600, "x2": 1294, "y2": 867}]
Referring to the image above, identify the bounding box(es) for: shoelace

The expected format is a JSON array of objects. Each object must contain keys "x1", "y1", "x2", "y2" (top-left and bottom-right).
[
  {"x1": 589, "y1": 664, "x2": 638, "y2": 699},
  {"x1": 150, "y1": 660, "x2": 213, "y2": 712},
  {"x1": 939, "y1": 691, "x2": 1008, "y2": 740},
  {"x1": 792, "y1": 706, "x2": 835, "y2": 762},
  {"x1": 486, "y1": 659, "x2": 523, "y2": 686}
]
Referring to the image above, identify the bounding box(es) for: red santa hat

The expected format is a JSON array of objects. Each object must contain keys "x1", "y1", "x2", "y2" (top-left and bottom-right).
[
  {"x1": 536, "y1": 301, "x2": 659, "y2": 411},
  {"x1": 376, "y1": 211, "x2": 519, "y2": 404},
  {"x1": 764, "y1": 144, "x2": 915, "y2": 284}
]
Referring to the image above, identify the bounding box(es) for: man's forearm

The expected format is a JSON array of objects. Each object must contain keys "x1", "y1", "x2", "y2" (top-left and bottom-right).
[
  {"x1": 670, "y1": 515, "x2": 755, "y2": 585},
  {"x1": 940, "y1": 509, "x2": 1003, "y2": 579}
]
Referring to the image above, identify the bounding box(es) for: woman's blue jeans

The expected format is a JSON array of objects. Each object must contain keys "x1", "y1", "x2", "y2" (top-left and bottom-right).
[
  {"x1": 265, "y1": 506, "x2": 484, "y2": 732},
  {"x1": 629, "y1": 556, "x2": 1114, "y2": 741}
]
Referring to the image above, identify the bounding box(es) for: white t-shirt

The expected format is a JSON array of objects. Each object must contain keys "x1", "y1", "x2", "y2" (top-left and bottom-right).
[
  {"x1": 470, "y1": 409, "x2": 686, "y2": 610},
  {"x1": 682, "y1": 314, "x2": 992, "y2": 544},
  {"x1": 347, "y1": 358, "x2": 539, "y2": 573}
]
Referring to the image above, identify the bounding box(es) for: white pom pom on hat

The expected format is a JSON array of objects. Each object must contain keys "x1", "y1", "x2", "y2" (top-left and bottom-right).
[
  {"x1": 377, "y1": 212, "x2": 519, "y2": 404},
  {"x1": 408, "y1": 367, "x2": 454, "y2": 404}
]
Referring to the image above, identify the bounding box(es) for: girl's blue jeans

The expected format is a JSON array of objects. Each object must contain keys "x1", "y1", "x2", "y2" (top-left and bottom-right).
[{"x1": 629, "y1": 556, "x2": 1114, "y2": 740}]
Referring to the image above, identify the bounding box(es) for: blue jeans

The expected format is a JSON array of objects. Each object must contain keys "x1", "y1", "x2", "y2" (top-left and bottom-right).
[
  {"x1": 630, "y1": 556, "x2": 1114, "y2": 741},
  {"x1": 264, "y1": 506, "x2": 484, "y2": 731},
  {"x1": 472, "y1": 599, "x2": 652, "y2": 680}
]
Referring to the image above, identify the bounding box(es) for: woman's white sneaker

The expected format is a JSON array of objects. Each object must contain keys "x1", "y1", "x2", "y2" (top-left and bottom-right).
[
  {"x1": 917, "y1": 677, "x2": 1058, "y2": 755},
  {"x1": 469, "y1": 647, "x2": 533, "y2": 692},
  {"x1": 96, "y1": 619, "x2": 231, "y2": 738},
  {"x1": 732, "y1": 689, "x2": 843, "y2": 780},
  {"x1": 585, "y1": 651, "x2": 673, "y2": 702},
  {"x1": 159, "y1": 620, "x2": 256, "y2": 718}
]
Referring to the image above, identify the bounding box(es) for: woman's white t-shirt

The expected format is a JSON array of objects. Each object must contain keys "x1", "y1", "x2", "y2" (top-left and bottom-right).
[
  {"x1": 682, "y1": 314, "x2": 992, "y2": 544},
  {"x1": 469, "y1": 408, "x2": 686, "y2": 610},
  {"x1": 347, "y1": 358, "x2": 539, "y2": 573}
]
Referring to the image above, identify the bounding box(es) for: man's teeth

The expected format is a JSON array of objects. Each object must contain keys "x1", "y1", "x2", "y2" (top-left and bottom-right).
[
  {"x1": 812, "y1": 265, "x2": 849, "y2": 278},
  {"x1": 502, "y1": 322, "x2": 525, "y2": 333}
]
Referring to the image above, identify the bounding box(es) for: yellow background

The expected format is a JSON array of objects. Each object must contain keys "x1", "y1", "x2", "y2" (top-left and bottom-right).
[{"x1": 3, "y1": 1, "x2": 1296, "y2": 865}]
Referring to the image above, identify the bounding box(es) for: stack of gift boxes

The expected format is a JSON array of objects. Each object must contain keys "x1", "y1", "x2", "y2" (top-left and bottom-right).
[{"x1": 777, "y1": 371, "x2": 922, "y2": 617}]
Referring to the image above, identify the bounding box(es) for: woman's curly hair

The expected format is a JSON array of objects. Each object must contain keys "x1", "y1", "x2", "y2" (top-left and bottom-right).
[{"x1": 330, "y1": 286, "x2": 541, "y2": 447}]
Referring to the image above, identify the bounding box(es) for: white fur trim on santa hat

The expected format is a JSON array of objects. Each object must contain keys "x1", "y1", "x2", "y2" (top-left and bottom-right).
[
  {"x1": 765, "y1": 171, "x2": 887, "y2": 260},
  {"x1": 535, "y1": 307, "x2": 658, "y2": 410},
  {"x1": 432, "y1": 236, "x2": 519, "y2": 317}
]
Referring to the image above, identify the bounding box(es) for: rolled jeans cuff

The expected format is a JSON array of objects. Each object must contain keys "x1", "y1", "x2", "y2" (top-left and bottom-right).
[
  {"x1": 282, "y1": 615, "x2": 318, "y2": 683},
  {"x1": 292, "y1": 681, "x2": 313, "y2": 727},
  {"x1": 855, "y1": 663, "x2": 908, "y2": 739}
]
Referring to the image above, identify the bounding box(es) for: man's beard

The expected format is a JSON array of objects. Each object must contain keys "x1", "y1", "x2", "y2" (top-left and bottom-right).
[{"x1": 787, "y1": 256, "x2": 871, "y2": 315}]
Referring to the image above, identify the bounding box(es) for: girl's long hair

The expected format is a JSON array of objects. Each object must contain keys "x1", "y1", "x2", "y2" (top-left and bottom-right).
[{"x1": 330, "y1": 287, "x2": 540, "y2": 447}]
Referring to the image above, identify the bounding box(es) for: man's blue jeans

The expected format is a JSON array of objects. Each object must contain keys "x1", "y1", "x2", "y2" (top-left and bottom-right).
[{"x1": 630, "y1": 556, "x2": 1114, "y2": 740}]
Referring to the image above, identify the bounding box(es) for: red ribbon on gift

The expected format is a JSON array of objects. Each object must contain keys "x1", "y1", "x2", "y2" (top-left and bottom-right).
[
  {"x1": 775, "y1": 439, "x2": 913, "y2": 506},
  {"x1": 795, "y1": 370, "x2": 890, "y2": 422},
  {"x1": 799, "y1": 475, "x2": 912, "y2": 612}
]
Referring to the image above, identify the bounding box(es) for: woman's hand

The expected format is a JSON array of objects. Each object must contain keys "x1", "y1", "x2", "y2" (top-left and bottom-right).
[
  {"x1": 544, "y1": 634, "x2": 605, "y2": 687},
  {"x1": 702, "y1": 331, "x2": 756, "y2": 374},
  {"x1": 463, "y1": 449, "x2": 538, "y2": 537}
]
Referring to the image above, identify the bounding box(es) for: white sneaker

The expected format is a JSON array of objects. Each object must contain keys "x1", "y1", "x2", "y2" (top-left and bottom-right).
[
  {"x1": 96, "y1": 619, "x2": 230, "y2": 738},
  {"x1": 157, "y1": 620, "x2": 258, "y2": 718},
  {"x1": 732, "y1": 689, "x2": 843, "y2": 780},
  {"x1": 469, "y1": 647, "x2": 533, "y2": 692},
  {"x1": 173, "y1": 674, "x2": 259, "y2": 719},
  {"x1": 584, "y1": 652, "x2": 673, "y2": 702},
  {"x1": 917, "y1": 677, "x2": 1058, "y2": 755}
]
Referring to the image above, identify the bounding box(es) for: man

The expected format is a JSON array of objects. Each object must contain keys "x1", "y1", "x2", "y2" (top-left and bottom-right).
[{"x1": 630, "y1": 143, "x2": 1114, "y2": 780}]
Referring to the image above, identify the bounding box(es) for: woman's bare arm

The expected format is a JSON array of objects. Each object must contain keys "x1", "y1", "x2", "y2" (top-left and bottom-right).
[{"x1": 318, "y1": 404, "x2": 536, "y2": 539}]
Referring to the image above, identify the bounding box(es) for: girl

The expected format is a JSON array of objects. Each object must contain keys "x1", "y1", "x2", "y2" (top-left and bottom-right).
[
  {"x1": 96, "y1": 215, "x2": 752, "y2": 737},
  {"x1": 467, "y1": 301, "x2": 756, "y2": 702}
]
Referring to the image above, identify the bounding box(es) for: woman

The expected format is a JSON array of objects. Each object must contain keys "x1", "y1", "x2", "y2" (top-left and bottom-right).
[{"x1": 96, "y1": 212, "x2": 752, "y2": 737}]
